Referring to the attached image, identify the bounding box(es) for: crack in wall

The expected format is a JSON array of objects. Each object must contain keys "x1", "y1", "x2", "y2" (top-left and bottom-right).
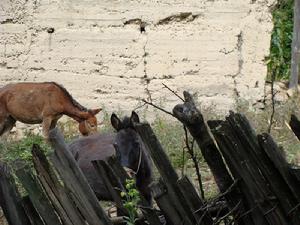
[
  {"x1": 141, "y1": 34, "x2": 152, "y2": 101},
  {"x1": 157, "y1": 12, "x2": 202, "y2": 25},
  {"x1": 233, "y1": 31, "x2": 244, "y2": 100}
]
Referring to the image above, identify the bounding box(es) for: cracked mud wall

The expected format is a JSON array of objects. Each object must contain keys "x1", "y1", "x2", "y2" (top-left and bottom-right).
[{"x1": 0, "y1": 0, "x2": 276, "y2": 117}]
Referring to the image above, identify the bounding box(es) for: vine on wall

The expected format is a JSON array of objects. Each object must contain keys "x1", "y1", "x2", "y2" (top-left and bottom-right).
[{"x1": 266, "y1": 0, "x2": 294, "y2": 81}]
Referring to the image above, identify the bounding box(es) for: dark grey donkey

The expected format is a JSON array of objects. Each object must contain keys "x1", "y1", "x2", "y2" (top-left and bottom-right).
[{"x1": 68, "y1": 111, "x2": 153, "y2": 204}]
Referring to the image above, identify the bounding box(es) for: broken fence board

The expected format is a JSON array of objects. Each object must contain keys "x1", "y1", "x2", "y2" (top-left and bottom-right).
[
  {"x1": 48, "y1": 128, "x2": 112, "y2": 225},
  {"x1": 0, "y1": 163, "x2": 30, "y2": 225},
  {"x1": 135, "y1": 122, "x2": 196, "y2": 225},
  {"x1": 151, "y1": 180, "x2": 182, "y2": 225},
  {"x1": 32, "y1": 144, "x2": 86, "y2": 225},
  {"x1": 177, "y1": 176, "x2": 213, "y2": 225},
  {"x1": 21, "y1": 196, "x2": 44, "y2": 225},
  {"x1": 15, "y1": 166, "x2": 62, "y2": 225}
]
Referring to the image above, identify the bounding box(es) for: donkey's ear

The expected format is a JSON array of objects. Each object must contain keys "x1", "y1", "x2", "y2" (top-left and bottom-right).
[
  {"x1": 111, "y1": 113, "x2": 122, "y2": 131},
  {"x1": 90, "y1": 108, "x2": 102, "y2": 115},
  {"x1": 130, "y1": 111, "x2": 140, "y2": 124}
]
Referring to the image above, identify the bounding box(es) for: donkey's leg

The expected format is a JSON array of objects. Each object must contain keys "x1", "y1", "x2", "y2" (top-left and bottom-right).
[
  {"x1": 42, "y1": 117, "x2": 53, "y2": 139},
  {"x1": 50, "y1": 117, "x2": 60, "y2": 130},
  {"x1": 0, "y1": 107, "x2": 9, "y2": 136},
  {"x1": 0, "y1": 117, "x2": 16, "y2": 136}
]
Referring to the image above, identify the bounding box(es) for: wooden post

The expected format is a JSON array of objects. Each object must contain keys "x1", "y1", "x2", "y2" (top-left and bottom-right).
[
  {"x1": 15, "y1": 165, "x2": 62, "y2": 225},
  {"x1": 21, "y1": 196, "x2": 44, "y2": 225},
  {"x1": 134, "y1": 123, "x2": 195, "y2": 225},
  {"x1": 48, "y1": 128, "x2": 112, "y2": 225},
  {"x1": 289, "y1": 0, "x2": 300, "y2": 90},
  {"x1": 150, "y1": 180, "x2": 182, "y2": 225},
  {"x1": 214, "y1": 112, "x2": 294, "y2": 225},
  {"x1": 173, "y1": 91, "x2": 253, "y2": 225},
  {"x1": 92, "y1": 160, "x2": 128, "y2": 215},
  {"x1": 177, "y1": 176, "x2": 213, "y2": 225},
  {"x1": 258, "y1": 134, "x2": 300, "y2": 223},
  {"x1": 32, "y1": 144, "x2": 86, "y2": 225},
  {"x1": 0, "y1": 163, "x2": 30, "y2": 225},
  {"x1": 172, "y1": 91, "x2": 234, "y2": 192}
]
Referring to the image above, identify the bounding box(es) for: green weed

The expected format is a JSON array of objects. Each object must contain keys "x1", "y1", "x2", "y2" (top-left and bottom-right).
[{"x1": 266, "y1": 0, "x2": 294, "y2": 80}]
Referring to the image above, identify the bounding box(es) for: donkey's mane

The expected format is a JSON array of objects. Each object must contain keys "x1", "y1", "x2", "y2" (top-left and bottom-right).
[{"x1": 48, "y1": 82, "x2": 88, "y2": 111}]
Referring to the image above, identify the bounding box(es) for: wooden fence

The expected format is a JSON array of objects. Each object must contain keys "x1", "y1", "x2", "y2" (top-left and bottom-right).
[
  {"x1": 0, "y1": 91, "x2": 299, "y2": 225},
  {"x1": 289, "y1": 0, "x2": 300, "y2": 90}
]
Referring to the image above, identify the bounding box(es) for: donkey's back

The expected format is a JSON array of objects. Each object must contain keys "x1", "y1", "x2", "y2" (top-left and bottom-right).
[{"x1": 69, "y1": 133, "x2": 117, "y2": 200}]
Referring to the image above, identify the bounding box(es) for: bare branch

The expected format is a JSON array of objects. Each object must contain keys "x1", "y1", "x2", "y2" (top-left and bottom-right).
[
  {"x1": 183, "y1": 126, "x2": 205, "y2": 200},
  {"x1": 141, "y1": 99, "x2": 175, "y2": 118},
  {"x1": 162, "y1": 83, "x2": 184, "y2": 102}
]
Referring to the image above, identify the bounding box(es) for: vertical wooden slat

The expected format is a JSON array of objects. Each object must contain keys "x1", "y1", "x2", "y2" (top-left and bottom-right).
[
  {"x1": 214, "y1": 113, "x2": 293, "y2": 225},
  {"x1": 0, "y1": 163, "x2": 30, "y2": 225},
  {"x1": 48, "y1": 128, "x2": 112, "y2": 225},
  {"x1": 150, "y1": 180, "x2": 182, "y2": 225},
  {"x1": 177, "y1": 176, "x2": 213, "y2": 225},
  {"x1": 172, "y1": 91, "x2": 254, "y2": 225},
  {"x1": 15, "y1": 166, "x2": 62, "y2": 225},
  {"x1": 134, "y1": 123, "x2": 195, "y2": 225},
  {"x1": 32, "y1": 144, "x2": 86, "y2": 225},
  {"x1": 21, "y1": 196, "x2": 44, "y2": 225},
  {"x1": 92, "y1": 160, "x2": 128, "y2": 215},
  {"x1": 289, "y1": 0, "x2": 300, "y2": 90}
]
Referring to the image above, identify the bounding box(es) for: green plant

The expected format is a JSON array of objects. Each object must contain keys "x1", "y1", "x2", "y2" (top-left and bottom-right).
[
  {"x1": 121, "y1": 179, "x2": 141, "y2": 225},
  {"x1": 0, "y1": 133, "x2": 51, "y2": 167},
  {"x1": 266, "y1": 0, "x2": 294, "y2": 80}
]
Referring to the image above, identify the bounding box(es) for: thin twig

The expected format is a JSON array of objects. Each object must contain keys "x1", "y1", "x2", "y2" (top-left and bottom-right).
[
  {"x1": 197, "y1": 209, "x2": 209, "y2": 225},
  {"x1": 235, "y1": 205, "x2": 257, "y2": 222},
  {"x1": 181, "y1": 144, "x2": 185, "y2": 177},
  {"x1": 195, "y1": 179, "x2": 239, "y2": 213},
  {"x1": 288, "y1": 202, "x2": 300, "y2": 215},
  {"x1": 263, "y1": 203, "x2": 278, "y2": 216},
  {"x1": 162, "y1": 83, "x2": 184, "y2": 102},
  {"x1": 183, "y1": 126, "x2": 205, "y2": 200},
  {"x1": 133, "y1": 101, "x2": 147, "y2": 111},
  {"x1": 141, "y1": 99, "x2": 175, "y2": 118},
  {"x1": 213, "y1": 200, "x2": 241, "y2": 225}
]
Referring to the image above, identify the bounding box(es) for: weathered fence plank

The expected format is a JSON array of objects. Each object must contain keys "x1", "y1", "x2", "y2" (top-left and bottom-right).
[
  {"x1": 0, "y1": 163, "x2": 30, "y2": 225},
  {"x1": 289, "y1": 0, "x2": 300, "y2": 90},
  {"x1": 227, "y1": 113, "x2": 300, "y2": 223},
  {"x1": 21, "y1": 196, "x2": 44, "y2": 225},
  {"x1": 258, "y1": 133, "x2": 300, "y2": 222},
  {"x1": 15, "y1": 166, "x2": 62, "y2": 225},
  {"x1": 214, "y1": 113, "x2": 293, "y2": 225},
  {"x1": 291, "y1": 168, "x2": 300, "y2": 183},
  {"x1": 177, "y1": 176, "x2": 213, "y2": 225},
  {"x1": 151, "y1": 180, "x2": 182, "y2": 225},
  {"x1": 289, "y1": 114, "x2": 300, "y2": 140},
  {"x1": 92, "y1": 160, "x2": 128, "y2": 215},
  {"x1": 32, "y1": 144, "x2": 86, "y2": 225},
  {"x1": 48, "y1": 128, "x2": 112, "y2": 225},
  {"x1": 135, "y1": 122, "x2": 196, "y2": 225},
  {"x1": 172, "y1": 91, "x2": 254, "y2": 225}
]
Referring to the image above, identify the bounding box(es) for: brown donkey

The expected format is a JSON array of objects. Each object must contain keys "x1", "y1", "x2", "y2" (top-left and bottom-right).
[{"x1": 0, "y1": 82, "x2": 101, "y2": 138}]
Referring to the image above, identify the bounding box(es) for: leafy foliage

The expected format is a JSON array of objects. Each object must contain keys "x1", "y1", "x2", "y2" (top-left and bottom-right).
[
  {"x1": 267, "y1": 0, "x2": 294, "y2": 80},
  {"x1": 121, "y1": 179, "x2": 141, "y2": 225},
  {"x1": 0, "y1": 133, "x2": 51, "y2": 167}
]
